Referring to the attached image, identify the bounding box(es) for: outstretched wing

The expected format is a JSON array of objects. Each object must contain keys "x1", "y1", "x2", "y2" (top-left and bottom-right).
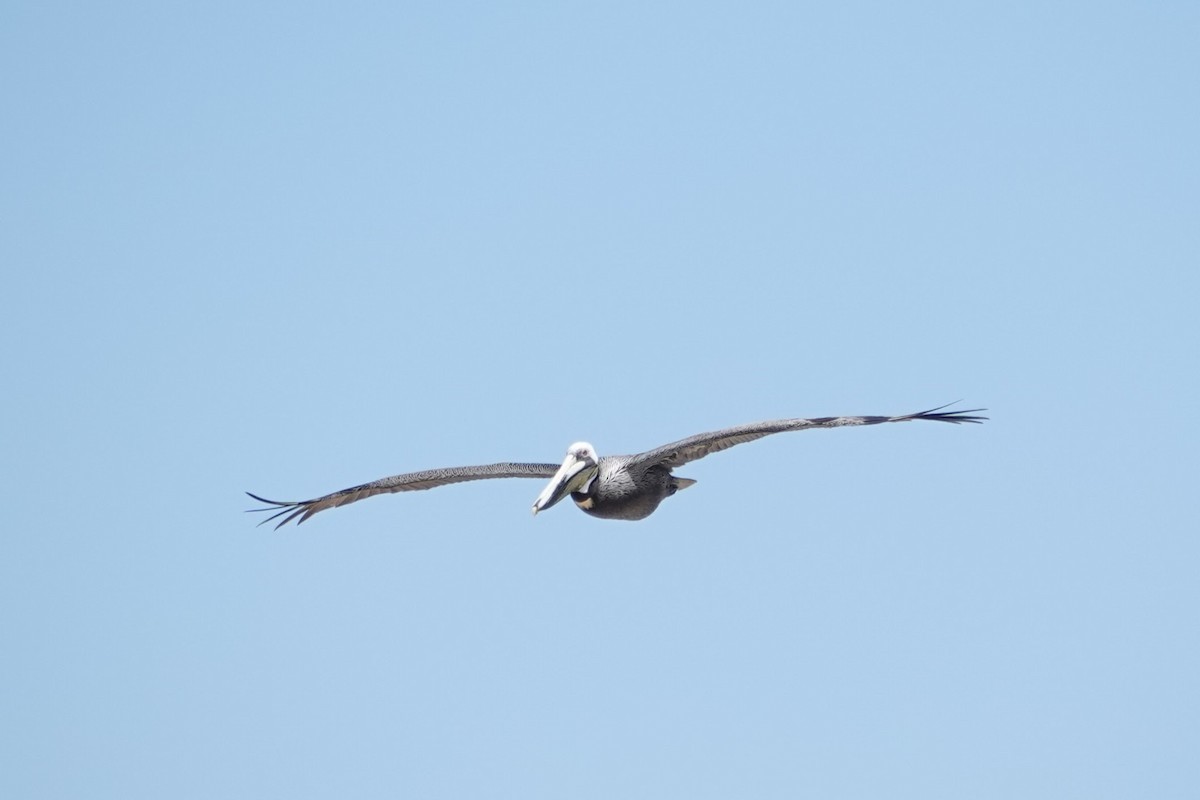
[
  {"x1": 247, "y1": 462, "x2": 561, "y2": 529},
  {"x1": 626, "y1": 404, "x2": 987, "y2": 471}
]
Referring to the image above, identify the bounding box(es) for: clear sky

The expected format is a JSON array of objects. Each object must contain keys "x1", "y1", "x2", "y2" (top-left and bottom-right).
[{"x1": 2, "y1": 2, "x2": 1197, "y2": 798}]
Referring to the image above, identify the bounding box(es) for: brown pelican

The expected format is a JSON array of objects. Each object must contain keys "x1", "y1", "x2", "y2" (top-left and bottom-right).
[{"x1": 247, "y1": 404, "x2": 985, "y2": 528}]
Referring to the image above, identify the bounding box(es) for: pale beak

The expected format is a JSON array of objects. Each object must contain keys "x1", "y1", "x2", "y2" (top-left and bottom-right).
[{"x1": 532, "y1": 453, "x2": 596, "y2": 515}]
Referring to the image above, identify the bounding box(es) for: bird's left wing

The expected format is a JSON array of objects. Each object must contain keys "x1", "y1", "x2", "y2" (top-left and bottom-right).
[
  {"x1": 247, "y1": 462, "x2": 561, "y2": 529},
  {"x1": 626, "y1": 404, "x2": 987, "y2": 471}
]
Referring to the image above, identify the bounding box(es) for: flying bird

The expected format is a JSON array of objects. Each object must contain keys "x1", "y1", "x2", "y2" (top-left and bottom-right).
[{"x1": 247, "y1": 404, "x2": 985, "y2": 528}]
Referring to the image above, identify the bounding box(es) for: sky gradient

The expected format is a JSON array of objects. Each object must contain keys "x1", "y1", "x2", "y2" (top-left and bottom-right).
[{"x1": 3, "y1": 2, "x2": 1197, "y2": 798}]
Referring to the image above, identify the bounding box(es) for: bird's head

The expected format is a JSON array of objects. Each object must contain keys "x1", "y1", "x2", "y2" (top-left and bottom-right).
[{"x1": 532, "y1": 442, "x2": 599, "y2": 515}]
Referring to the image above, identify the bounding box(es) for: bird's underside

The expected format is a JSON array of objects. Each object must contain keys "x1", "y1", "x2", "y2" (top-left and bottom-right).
[{"x1": 247, "y1": 403, "x2": 986, "y2": 528}]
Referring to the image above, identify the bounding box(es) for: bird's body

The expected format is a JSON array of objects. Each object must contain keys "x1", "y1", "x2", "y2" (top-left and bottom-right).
[
  {"x1": 248, "y1": 404, "x2": 986, "y2": 528},
  {"x1": 570, "y1": 459, "x2": 692, "y2": 521}
]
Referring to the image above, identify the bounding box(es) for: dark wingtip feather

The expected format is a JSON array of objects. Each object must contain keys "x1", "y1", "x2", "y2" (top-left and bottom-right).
[
  {"x1": 908, "y1": 403, "x2": 988, "y2": 424},
  {"x1": 246, "y1": 492, "x2": 311, "y2": 529}
]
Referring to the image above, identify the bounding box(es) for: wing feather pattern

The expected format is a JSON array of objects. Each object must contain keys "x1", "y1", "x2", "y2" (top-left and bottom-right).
[
  {"x1": 247, "y1": 462, "x2": 560, "y2": 529},
  {"x1": 627, "y1": 404, "x2": 987, "y2": 471}
]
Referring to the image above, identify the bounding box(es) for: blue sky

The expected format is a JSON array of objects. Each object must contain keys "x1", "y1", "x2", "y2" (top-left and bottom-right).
[{"x1": 2, "y1": 2, "x2": 1197, "y2": 797}]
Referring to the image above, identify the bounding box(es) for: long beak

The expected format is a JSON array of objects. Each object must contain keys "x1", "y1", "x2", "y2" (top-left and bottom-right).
[{"x1": 532, "y1": 454, "x2": 595, "y2": 515}]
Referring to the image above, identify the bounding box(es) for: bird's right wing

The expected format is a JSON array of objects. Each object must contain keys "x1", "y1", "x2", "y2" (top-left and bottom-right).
[
  {"x1": 247, "y1": 462, "x2": 561, "y2": 529},
  {"x1": 626, "y1": 404, "x2": 987, "y2": 471}
]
